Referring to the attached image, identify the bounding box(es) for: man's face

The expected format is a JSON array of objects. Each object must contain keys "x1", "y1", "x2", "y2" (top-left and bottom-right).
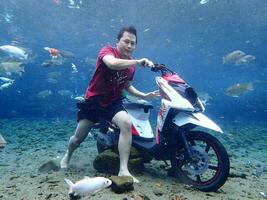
[{"x1": 117, "y1": 31, "x2": 136, "y2": 58}]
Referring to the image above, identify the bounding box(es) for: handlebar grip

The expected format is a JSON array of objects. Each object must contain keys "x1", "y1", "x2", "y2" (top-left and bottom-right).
[{"x1": 151, "y1": 67, "x2": 158, "y2": 72}]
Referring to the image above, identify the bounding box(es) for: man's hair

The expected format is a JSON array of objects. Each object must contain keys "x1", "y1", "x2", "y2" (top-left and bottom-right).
[{"x1": 117, "y1": 26, "x2": 137, "y2": 44}]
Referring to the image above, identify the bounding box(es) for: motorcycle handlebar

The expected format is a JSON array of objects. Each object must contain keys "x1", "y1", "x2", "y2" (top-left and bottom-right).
[{"x1": 151, "y1": 64, "x2": 175, "y2": 75}]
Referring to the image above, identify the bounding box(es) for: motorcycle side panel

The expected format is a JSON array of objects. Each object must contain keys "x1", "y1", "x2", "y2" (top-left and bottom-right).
[
  {"x1": 127, "y1": 108, "x2": 154, "y2": 139},
  {"x1": 173, "y1": 112, "x2": 223, "y2": 133}
]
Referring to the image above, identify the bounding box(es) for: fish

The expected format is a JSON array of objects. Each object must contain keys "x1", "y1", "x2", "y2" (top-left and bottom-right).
[
  {"x1": 0, "y1": 81, "x2": 15, "y2": 90},
  {"x1": 198, "y1": 92, "x2": 212, "y2": 105},
  {"x1": 71, "y1": 63, "x2": 78, "y2": 73},
  {"x1": 0, "y1": 45, "x2": 28, "y2": 60},
  {"x1": 0, "y1": 77, "x2": 14, "y2": 83},
  {"x1": 143, "y1": 28, "x2": 150, "y2": 32},
  {"x1": 200, "y1": 0, "x2": 209, "y2": 5},
  {"x1": 64, "y1": 176, "x2": 112, "y2": 196},
  {"x1": 47, "y1": 71, "x2": 62, "y2": 79},
  {"x1": 41, "y1": 59, "x2": 63, "y2": 67},
  {"x1": 46, "y1": 78, "x2": 58, "y2": 84},
  {"x1": 0, "y1": 61, "x2": 24, "y2": 76},
  {"x1": 74, "y1": 96, "x2": 85, "y2": 102},
  {"x1": 44, "y1": 47, "x2": 60, "y2": 59},
  {"x1": 235, "y1": 55, "x2": 256, "y2": 66},
  {"x1": 37, "y1": 90, "x2": 52, "y2": 98},
  {"x1": 60, "y1": 50, "x2": 75, "y2": 58},
  {"x1": 225, "y1": 82, "x2": 254, "y2": 97},
  {"x1": 85, "y1": 57, "x2": 97, "y2": 66},
  {"x1": 68, "y1": 0, "x2": 81, "y2": 9},
  {"x1": 58, "y1": 90, "x2": 73, "y2": 97},
  {"x1": 260, "y1": 192, "x2": 267, "y2": 198},
  {"x1": 53, "y1": 0, "x2": 61, "y2": 5},
  {"x1": 222, "y1": 50, "x2": 246, "y2": 64},
  {"x1": 0, "y1": 134, "x2": 7, "y2": 148}
]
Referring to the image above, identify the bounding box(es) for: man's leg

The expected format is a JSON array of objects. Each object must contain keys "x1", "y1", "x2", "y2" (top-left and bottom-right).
[
  {"x1": 60, "y1": 119, "x2": 94, "y2": 168},
  {"x1": 112, "y1": 111, "x2": 139, "y2": 183}
]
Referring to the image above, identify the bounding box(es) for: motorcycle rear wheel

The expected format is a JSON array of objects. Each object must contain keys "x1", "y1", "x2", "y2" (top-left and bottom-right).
[{"x1": 176, "y1": 131, "x2": 230, "y2": 192}]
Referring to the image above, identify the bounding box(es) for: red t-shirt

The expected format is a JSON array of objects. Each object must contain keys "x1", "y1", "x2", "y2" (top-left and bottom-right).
[{"x1": 85, "y1": 46, "x2": 135, "y2": 106}]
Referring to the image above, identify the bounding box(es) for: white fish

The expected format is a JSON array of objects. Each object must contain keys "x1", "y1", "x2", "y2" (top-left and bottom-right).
[
  {"x1": 200, "y1": 0, "x2": 209, "y2": 5},
  {"x1": 0, "y1": 77, "x2": 14, "y2": 83},
  {"x1": 235, "y1": 55, "x2": 256, "y2": 66},
  {"x1": 74, "y1": 96, "x2": 85, "y2": 102},
  {"x1": 64, "y1": 176, "x2": 112, "y2": 196},
  {"x1": 0, "y1": 81, "x2": 14, "y2": 90},
  {"x1": 0, "y1": 45, "x2": 28, "y2": 60},
  {"x1": 4, "y1": 13, "x2": 13, "y2": 23},
  {"x1": 71, "y1": 63, "x2": 78, "y2": 73},
  {"x1": 0, "y1": 134, "x2": 7, "y2": 148},
  {"x1": 260, "y1": 192, "x2": 267, "y2": 198},
  {"x1": 143, "y1": 28, "x2": 150, "y2": 32},
  {"x1": 68, "y1": 0, "x2": 80, "y2": 9}
]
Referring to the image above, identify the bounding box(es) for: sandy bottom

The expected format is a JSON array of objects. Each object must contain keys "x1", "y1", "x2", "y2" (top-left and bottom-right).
[{"x1": 0, "y1": 118, "x2": 266, "y2": 200}]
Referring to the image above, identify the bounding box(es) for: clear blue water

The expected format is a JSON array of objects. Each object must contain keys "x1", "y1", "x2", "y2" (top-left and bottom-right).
[{"x1": 0, "y1": 0, "x2": 266, "y2": 122}]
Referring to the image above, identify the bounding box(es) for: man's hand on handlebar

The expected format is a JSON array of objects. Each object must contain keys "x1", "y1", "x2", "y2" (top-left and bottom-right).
[
  {"x1": 142, "y1": 90, "x2": 160, "y2": 100},
  {"x1": 137, "y1": 58, "x2": 154, "y2": 68}
]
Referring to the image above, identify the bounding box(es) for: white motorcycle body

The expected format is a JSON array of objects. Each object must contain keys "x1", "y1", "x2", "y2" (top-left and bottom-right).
[{"x1": 125, "y1": 76, "x2": 222, "y2": 139}]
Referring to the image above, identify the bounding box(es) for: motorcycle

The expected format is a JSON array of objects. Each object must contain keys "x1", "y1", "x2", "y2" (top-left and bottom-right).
[{"x1": 93, "y1": 64, "x2": 230, "y2": 192}]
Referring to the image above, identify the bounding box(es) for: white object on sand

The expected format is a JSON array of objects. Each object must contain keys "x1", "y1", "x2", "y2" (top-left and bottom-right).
[
  {"x1": 0, "y1": 134, "x2": 7, "y2": 148},
  {"x1": 260, "y1": 192, "x2": 267, "y2": 199},
  {"x1": 64, "y1": 176, "x2": 112, "y2": 196}
]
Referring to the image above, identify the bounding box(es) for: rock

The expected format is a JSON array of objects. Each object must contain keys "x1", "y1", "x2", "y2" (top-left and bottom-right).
[
  {"x1": 93, "y1": 148, "x2": 144, "y2": 174},
  {"x1": 38, "y1": 161, "x2": 60, "y2": 173},
  {"x1": 93, "y1": 149, "x2": 120, "y2": 174},
  {"x1": 128, "y1": 157, "x2": 144, "y2": 174},
  {"x1": 229, "y1": 172, "x2": 247, "y2": 179},
  {"x1": 134, "y1": 194, "x2": 151, "y2": 200},
  {"x1": 153, "y1": 183, "x2": 164, "y2": 196},
  {"x1": 110, "y1": 176, "x2": 134, "y2": 194},
  {"x1": 0, "y1": 134, "x2": 7, "y2": 148}
]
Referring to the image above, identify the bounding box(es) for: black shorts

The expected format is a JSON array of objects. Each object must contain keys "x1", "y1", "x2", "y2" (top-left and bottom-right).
[{"x1": 76, "y1": 98, "x2": 125, "y2": 123}]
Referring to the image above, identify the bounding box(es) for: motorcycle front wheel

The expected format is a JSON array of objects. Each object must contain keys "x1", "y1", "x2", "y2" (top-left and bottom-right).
[{"x1": 176, "y1": 131, "x2": 230, "y2": 192}]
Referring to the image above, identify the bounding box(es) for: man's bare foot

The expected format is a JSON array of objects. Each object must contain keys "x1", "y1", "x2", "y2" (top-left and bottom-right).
[
  {"x1": 60, "y1": 153, "x2": 69, "y2": 169},
  {"x1": 118, "y1": 171, "x2": 139, "y2": 183}
]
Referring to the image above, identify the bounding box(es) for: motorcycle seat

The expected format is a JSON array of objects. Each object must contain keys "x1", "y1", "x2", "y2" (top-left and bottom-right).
[{"x1": 123, "y1": 101, "x2": 154, "y2": 113}]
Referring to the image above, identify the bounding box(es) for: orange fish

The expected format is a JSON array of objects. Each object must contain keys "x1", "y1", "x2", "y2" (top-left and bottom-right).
[
  {"x1": 53, "y1": 0, "x2": 61, "y2": 5},
  {"x1": 44, "y1": 47, "x2": 60, "y2": 59}
]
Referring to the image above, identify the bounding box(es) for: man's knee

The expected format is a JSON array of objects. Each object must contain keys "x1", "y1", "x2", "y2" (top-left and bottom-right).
[
  {"x1": 69, "y1": 135, "x2": 83, "y2": 148},
  {"x1": 120, "y1": 118, "x2": 132, "y2": 133}
]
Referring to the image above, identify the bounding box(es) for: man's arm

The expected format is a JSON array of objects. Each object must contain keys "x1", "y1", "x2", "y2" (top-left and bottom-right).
[
  {"x1": 103, "y1": 55, "x2": 154, "y2": 70},
  {"x1": 125, "y1": 82, "x2": 160, "y2": 100}
]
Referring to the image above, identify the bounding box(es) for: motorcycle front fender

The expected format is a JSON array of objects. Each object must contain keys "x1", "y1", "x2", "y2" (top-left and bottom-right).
[{"x1": 172, "y1": 112, "x2": 223, "y2": 133}]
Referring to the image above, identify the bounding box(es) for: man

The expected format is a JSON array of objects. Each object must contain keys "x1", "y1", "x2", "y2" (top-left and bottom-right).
[{"x1": 60, "y1": 26, "x2": 158, "y2": 183}]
